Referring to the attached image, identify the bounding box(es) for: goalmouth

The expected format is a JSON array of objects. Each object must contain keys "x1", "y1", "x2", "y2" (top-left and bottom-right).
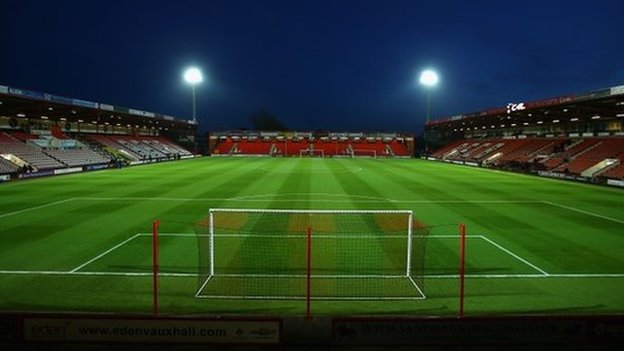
[
  {"x1": 194, "y1": 209, "x2": 429, "y2": 301},
  {"x1": 351, "y1": 149, "x2": 377, "y2": 158},
  {"x1": 299, "y1": 149, "x2": 325, "y2": 157}
]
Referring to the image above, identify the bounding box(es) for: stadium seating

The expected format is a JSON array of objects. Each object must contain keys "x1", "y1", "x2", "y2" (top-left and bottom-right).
[
  {"x1": 0, "y1": 157, "x2": 19, "y2": 174},
  {"x1": 389, "y1": 139, "x2": 410, "y2": 156},
  {"x1": 212, "y1": 136, "x2": 411, "y2": 158},
  {"x1": 0, "y1": 132, "x2": 65, "y2": 170},
  {"x1": 233, "y1": 139, "x2": 273, "y2": 155},
  {"x1": 87, "y1": 134, "x2": 190, "y2": 161},
  {"x1": 213, "y1": 138, "x2": 235, "y2": 155},
  {"x1": 431, "y1": 136, "x2": 624, "y2": 180},
  {"x1": 44, "y1": 148, "x2": 111, "y2": 167},
  {"x1": 599, "y1": 158, "x2": 624, "y2": 179},
  {"x1": 555, "y1": 138, "x2": 624, "y2": 175}
]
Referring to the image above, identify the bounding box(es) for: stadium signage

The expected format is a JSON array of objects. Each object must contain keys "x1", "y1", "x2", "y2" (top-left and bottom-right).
[
  {"x1": 611, "y1": 85, "x2": 624, "y2": 96},
  {"x1": 0, "y1": 85, "x2": 8, "y2": 94},
  {"x1": 72, "y1": 99, "x2": 99, "y2": 109},
  {"x1": 506, "y1": 102, "x2": 526, "y2": 114},
  {"x1": 54, "y1": 167, "x2": 82, "y2": 175},
  {"x1": 607, "y1": 179, "x2": 624, "y2": 187},
  {"x1": 18, "y1": 170, "x2": 54, "y2": 179},
  {"x1": 22, "y1": 316, "x2": 281, "y2": 344},
  {"x1": 129, "y1": 109, "x2": 155, "y2": 118},
  {"x1": 99, "y1": 103, "x2": 114, "y2": 111}
]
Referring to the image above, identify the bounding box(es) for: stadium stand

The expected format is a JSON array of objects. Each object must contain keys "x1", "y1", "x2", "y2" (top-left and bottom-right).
[
  {"x1": 599, "y1": 158, "x2": 624, "y2": 179},
  {"x1": 89, "y1": 134, "x2": 143, "y2": 161},
  {"x1": 44, "y1": 148, "x2": 110, "y2": 167},
  {"x1": 213, "y1": 137, "x2": 235, "y2": 155},
  {"x1": 212, "y1": 135, "x2": 412, "y2": 158},
  {"x1": 0, "y1": 132, "x2": 65, "y2": 170},
  {"x1": 430, "y1": 136, "x2": 624, "y2": 180},
  {"x1": 233, "y1": 139, "x2": 273, "y2": 155},
  {"x1": 87, "y1": 134, "x2": 192, "y2": 161},
  {"x1": 0, "y1": 157, "x2": 19, "y2": 174},
  {"x1": 0, "y1": 130, "x2": 192, "y2": 176},
  {"x1": 389, "y1": 139, "x2": 410, "y2": 156},
  {"x1": 554, "y1": 138, "x2": 624, "y2": 175}
]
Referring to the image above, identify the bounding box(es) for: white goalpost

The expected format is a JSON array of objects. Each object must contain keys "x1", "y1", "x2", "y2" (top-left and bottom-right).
[{"x1": 194, "y1": 208, "x2": 429, "y2": 301}]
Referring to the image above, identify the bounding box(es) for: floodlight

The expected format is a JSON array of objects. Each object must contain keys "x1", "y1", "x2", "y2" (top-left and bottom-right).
[
  {"x1": 184, "y1": 67, "x2": 203, "y2": 85},
  {"x1": 419, "y1": 69, "x2": 439, "y2": 87},
  {"x1": 183, "y1": 67, "x2": 204, "y2": 123}
]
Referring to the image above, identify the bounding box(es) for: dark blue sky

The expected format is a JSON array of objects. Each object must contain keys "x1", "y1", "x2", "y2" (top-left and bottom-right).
[{"x1": 1, "y1": 0, "x2": 623, "y2": 134}]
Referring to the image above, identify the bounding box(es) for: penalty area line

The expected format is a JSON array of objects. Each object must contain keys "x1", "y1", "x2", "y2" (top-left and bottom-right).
[
  {"x1": 479, "y1": 235, "x2": 550, "y2": 276},
  {"x1": 542, "y1": 201, "x2": 624, "y2": 225},
  {"x1": 0, "y1": 198, "x2": 77, "y2": 219},
  {"x1": 69, "y1": 233, "x2": 141, "y2": 273}
]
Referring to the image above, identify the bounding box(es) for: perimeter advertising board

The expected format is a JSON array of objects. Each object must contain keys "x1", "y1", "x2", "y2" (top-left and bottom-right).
[{"x1": 21, "y1": 315, "x2": 280, "y2": 344}]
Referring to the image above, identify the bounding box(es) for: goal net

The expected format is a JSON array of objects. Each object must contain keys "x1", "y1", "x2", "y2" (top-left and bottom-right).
[
  {"x1": 351, "y1": 149, "x2": 377, "y2": 158},
  {"x1": 194, "y1": 209, "x2": 429, "y2": 300},
  {"x1": 299, "y1": 149, "x2": 324, "y2": 157}
]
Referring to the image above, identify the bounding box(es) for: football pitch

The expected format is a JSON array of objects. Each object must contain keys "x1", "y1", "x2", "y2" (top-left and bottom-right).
[{"x1": 0, "y1": 157, "x2": 623, "y2": 317}]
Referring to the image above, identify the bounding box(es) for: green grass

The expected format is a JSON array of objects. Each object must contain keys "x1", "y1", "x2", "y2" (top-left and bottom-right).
[{"x1": 0, "y1": 157, "x2": 623, "y2": 317}]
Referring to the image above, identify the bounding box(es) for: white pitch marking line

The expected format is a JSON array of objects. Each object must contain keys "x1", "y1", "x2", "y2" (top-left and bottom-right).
[
  {"x1": 479, "y1": 235, "x2": 550, "y2": 276},
  {"x1": 69, "y1": 233, "x2": 141, "y2": 273},
  {"x1": 225, "y1": 193, "x2": 392, "y2": 202},
  {"x1": 1, "y1": 270, "x2": 624, "y2": 278},
  {"x1": 73, "y1": 197, "x2": 544, "y2": 204},
  {"x1": 0, "y1": 198, "x2": 76, "y2": 219},
  {"x1": 543, "y1": 201, "x2": 624, "y2": 225},
  {"x1": 136, "y1": 233, "x2": 482, "y2": 239}
]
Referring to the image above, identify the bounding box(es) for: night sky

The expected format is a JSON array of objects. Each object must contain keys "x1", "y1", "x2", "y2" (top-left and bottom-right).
[{"x1": 1, "y1": 0, "x2": 623, "y2": 134}]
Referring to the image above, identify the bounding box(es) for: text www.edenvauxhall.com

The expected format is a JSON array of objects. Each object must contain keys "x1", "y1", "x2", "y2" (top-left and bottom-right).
[{"x1": 77, "y1": 326, "x2": 227, "y2": 338}]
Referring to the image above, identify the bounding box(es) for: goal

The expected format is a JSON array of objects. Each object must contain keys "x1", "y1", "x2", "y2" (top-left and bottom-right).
[
  {"x1": 194, "y1": 209, "x2": 429, "y2": 301},
  {"x1": 299, "y1": 149, "x2": 324, "y2": 157},
  {"x1": 351, "y1": 149, "x2": 377, "y2": 158}
]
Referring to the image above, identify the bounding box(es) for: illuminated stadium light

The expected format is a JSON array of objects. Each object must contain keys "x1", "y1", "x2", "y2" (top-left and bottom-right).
[
  {"x1": 184, "y1": 67, "x2": 203, "y2": 85},
  {"x1": 419, "y1": 69, "x2": 439, "y2": 87},
  {"x1": 537, "y1": 121, "x2": 543, "y2": 124},
  {"x1": 511, "y1": 123, "x2": 517, "y2": 127},
  {"x1": 48, "y1": 107, "x2": 53, "y2": 111},
  {"x1": 78, "y1": 119, "x2": 84, "y2": 123},
  {"x1": 41, "y1": 116, "x2": 48, "y2": 119},
  {"x1": 418, "y1": 68, "x2": 439, "y2": 152},
  {"x1": 553, "y1": 119, "x2": 560, "y2": 123},
  {"x1": 60, "y1": 117, "x2": 66, "y2": 121},
  {"x1": 617, "y1": 113, "x2": 624, "y2": 117},
  {"x1": 183, "y1": 66, "x2": 204, "y2": 124},
  {"x1": 591, "y1": 115, "x2": 601, "y2": 119},
  {"x1": 563, "y1": 108, "x2": 568, "y2": 112},
  {"x1": 523, "y1": 122, "x2": 529, "y2": 126},
  {"x1": 17, "y1": 113, "x2": 25, "y2": 117},
  {"x1": 570, "y1": 117, "x2": 579, "y2": 121}
]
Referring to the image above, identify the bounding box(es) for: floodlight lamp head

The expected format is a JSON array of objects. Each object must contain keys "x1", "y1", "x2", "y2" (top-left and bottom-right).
[
  {"x1": 184, "y1": 67, "x2": 203, "y2": 85},
  {"x1": 419, "y1": 69, "x2": 439, "y2": 87}
]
